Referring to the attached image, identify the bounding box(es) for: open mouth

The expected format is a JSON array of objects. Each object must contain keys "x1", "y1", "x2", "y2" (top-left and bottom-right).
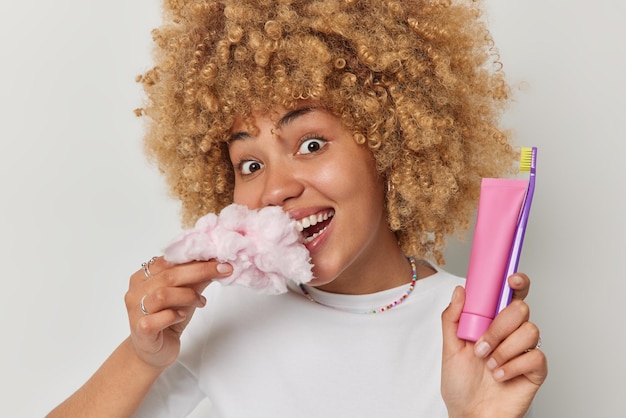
[{"x1": 295, "y1": 209, "x2": 335, "y2": 244}]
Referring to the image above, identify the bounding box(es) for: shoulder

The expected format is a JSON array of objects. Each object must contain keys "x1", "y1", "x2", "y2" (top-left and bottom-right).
[
  {"x1": 407, "y1": 261, "x2": 465, "y2": 311},
  {"x1": 418, "y1": 260, "x2": 465, "y2": 291}
]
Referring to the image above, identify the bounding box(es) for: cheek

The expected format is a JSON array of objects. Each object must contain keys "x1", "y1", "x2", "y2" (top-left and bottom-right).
[
  {"x1": 232, "y1": 183, "x2": 259, "y2": 209},
  {"x1": 317, "y1": 158, "x2": 383, "y2": 201}
]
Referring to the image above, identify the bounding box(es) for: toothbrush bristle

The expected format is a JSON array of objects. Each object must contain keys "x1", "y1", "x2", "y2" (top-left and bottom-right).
[{"x1": 519, "y1": 147, "x2": 533, "y2": 172}]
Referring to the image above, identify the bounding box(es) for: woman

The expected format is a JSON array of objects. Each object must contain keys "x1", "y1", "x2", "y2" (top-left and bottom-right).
[{"x1": 49, "y1": 0, "x2": 547, "y2": 416}]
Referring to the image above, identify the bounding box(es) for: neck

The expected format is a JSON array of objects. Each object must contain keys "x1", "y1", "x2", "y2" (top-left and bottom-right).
[
  {"x1": 299, "y1": 257, "x2": 420, "y2": 314},
  {"x1": 316, "y1": 240, "x2": 416, "y2": 295}
]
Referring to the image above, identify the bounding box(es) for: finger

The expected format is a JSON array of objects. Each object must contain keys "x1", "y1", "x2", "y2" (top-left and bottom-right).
[
  {"x1": 130, "y1": 256, "x2": 170, "y2": 285},
  {"x1": 133, "y1": 309, "x2": 187, "y2": 351},
  {"x1": 491, "y1": 347, "x2": 548, "y2": 385},
  {"x1": 441, "y1": 286, "x2": 466, "y2": 357},
  {"x1": 474, "y1": 299, "x2": 530, "y2": 358},
  {"x1": 139, "y1": 287, "x2": 207, "y2": 316},
  {"x1": 508, "y1": 272, "x2": 530, "y2": 301},
  {"x1": 154, "y1": 260, "x2": 233, "y2": 291},
  {"x1": 485, "y1": 321, "x2": 540, "y2": 371}
]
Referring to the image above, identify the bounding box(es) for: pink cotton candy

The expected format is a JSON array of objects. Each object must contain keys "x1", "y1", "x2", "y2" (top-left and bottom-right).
[{"x1": 163, "y1": 204, "x2": 313, "y2": 295}]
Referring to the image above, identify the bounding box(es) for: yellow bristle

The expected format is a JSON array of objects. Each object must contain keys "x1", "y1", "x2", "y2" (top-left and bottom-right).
[{"x1": 519, "y1": 147, "x2": 533, "y2": 172}]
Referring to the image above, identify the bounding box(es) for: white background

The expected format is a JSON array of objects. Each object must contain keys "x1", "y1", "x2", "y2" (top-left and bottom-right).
[{"x1": 1, "y1": 1, "x2": 624, "y2": 416}]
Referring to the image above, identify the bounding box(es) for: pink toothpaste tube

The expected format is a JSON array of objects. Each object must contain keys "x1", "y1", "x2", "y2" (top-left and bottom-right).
[{"x1": 457, "y1": 178, "x2": 528, "y2": 342}]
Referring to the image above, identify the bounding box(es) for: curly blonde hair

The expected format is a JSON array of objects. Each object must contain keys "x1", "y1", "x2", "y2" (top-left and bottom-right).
[{"x1": 137, "y1": 0, "x2": 517, "y2": 264}]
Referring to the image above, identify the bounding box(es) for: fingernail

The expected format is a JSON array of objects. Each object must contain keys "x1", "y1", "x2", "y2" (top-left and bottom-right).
[
  {"x1": 475, "y1": 341, "x2": 491, "y2": 358},
  {"x1": 200, "y1": 295, "x2": 207, "y2": 306},
  {"x1": 217, "y1": 263, "x2": 232, "y2": 274},
  {"x1": 486, "y1": 357, "x2": 498, "y2": 370},
  {"x1": 493, "y1": 368, "x2": 505, "y2": 381},
  {"x1": 511, "y1": 275, "x2": 523, "y2": 286}
]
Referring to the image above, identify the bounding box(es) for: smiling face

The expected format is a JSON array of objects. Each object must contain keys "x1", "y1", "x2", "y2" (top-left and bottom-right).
[{"x1": 227, "y1": 106, "x2": 408, "y2": 294}]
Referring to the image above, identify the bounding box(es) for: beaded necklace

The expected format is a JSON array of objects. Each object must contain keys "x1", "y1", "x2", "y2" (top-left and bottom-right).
[{"x1": 298, "y1": 257, "x2": 418, "y2": 314}]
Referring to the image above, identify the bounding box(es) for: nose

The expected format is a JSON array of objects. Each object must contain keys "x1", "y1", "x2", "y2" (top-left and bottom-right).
[{"x1": 260, "y1": 163, "x2": 304, "y2": 207}]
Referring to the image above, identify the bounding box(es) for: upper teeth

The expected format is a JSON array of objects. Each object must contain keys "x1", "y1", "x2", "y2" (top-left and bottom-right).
[{"x1": 295, "y1": 210, "x2": 334, "y2": 232}]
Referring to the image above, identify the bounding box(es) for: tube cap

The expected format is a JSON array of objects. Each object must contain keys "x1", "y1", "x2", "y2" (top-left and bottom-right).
[{"x1": 457, "y1": 312, "x2": 493, "y2": 342}]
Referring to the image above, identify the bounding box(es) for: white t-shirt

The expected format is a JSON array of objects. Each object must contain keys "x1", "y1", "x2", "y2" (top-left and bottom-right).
[{"x1": 136, "y1": 266, "x2": 464, "y2": 418}]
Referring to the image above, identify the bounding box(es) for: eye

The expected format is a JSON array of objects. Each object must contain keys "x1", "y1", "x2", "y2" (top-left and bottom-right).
[
  {"x1": 297, "y1": 137, "x2": 327, "y2": 155},
  {"x1": 239, "y1": 160, "x2": 264, "y2": 175}
]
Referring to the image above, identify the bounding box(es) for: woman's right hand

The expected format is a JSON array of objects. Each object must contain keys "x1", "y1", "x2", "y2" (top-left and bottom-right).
[{"x1": 124, "y1": 257, "x2": 233, "y2": 370}]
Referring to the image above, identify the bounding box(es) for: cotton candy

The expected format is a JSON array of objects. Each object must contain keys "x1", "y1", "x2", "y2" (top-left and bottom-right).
[{"x1": 163, "y1": 204, "x2": 314, "y2": 295}]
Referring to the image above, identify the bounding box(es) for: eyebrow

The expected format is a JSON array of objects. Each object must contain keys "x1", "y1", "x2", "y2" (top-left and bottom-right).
[
  {"x1": 227, "y1": 106, "x2": 319, "y2": 143},
  {"x1": 276, "y1": 106, "x2": 317, "y2": 129}
]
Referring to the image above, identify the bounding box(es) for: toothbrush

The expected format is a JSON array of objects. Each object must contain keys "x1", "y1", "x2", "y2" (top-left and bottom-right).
[{"x1": 495, "y1": 147, "x2": 537, "y2": 315}]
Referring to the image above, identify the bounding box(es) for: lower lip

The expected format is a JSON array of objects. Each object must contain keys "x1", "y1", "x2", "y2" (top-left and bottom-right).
[{"x1": 303, "y1": 219, "x2": 333, "y2": 254}]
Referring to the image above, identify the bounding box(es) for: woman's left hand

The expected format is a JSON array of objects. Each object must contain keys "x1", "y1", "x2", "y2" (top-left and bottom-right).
[{"x1": 441, "y1": 273, "x2": 548, "y2": 418}]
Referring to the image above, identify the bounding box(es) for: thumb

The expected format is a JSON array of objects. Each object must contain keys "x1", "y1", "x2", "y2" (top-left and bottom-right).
[{"x1": 441, "y1": 286, "x2": 466, "y2": 357}]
